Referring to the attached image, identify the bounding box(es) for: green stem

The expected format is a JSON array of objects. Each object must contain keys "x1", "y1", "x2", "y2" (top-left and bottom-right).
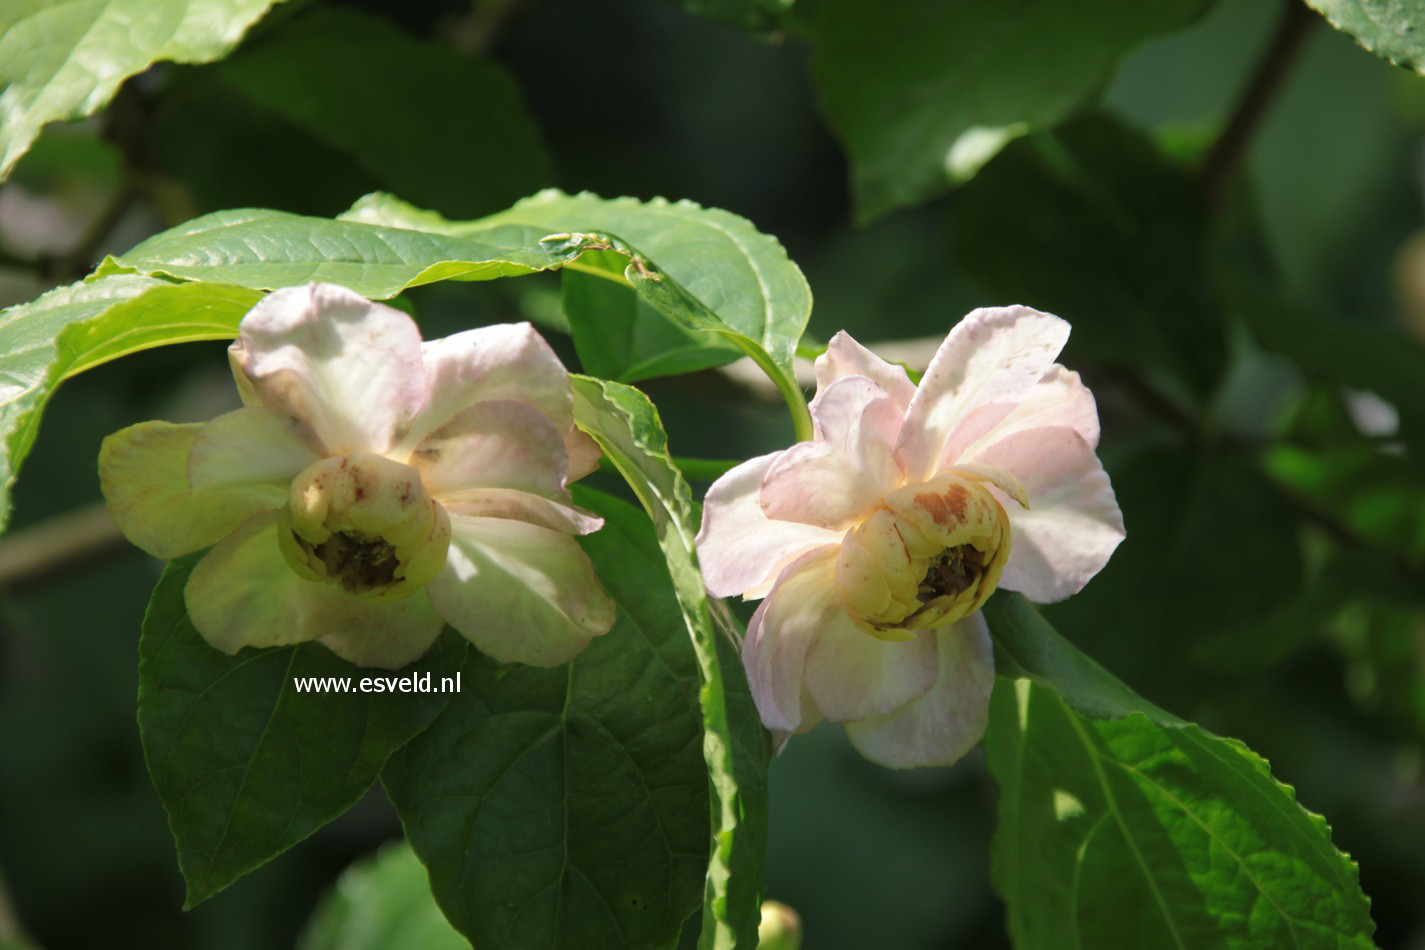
[{"x1": 735, "y1": 337, "x2": 814, "y2": 442}]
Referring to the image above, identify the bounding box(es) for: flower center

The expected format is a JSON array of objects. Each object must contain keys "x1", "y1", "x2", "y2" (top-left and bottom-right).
[
  {"x1": 278, "y1": 451, "x2": 451, "y2": 601},
  {"x1": 835, "y1": 469, "x2": 1016, "y2": 640},
  {"x1": 918, "y1": 544, "x2": 988, "y2": 603}
]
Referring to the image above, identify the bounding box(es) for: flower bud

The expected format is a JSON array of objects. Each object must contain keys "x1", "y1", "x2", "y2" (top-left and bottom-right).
[
  {"x1": 835, "y1": 469, "x2": 1015, "y2": 636},
  {"x1": 279, "y1": 451, "x2": 451, "y2": 601},
  {"x1": 757, "y1": 900, "x2": 803, "y2": 950}
]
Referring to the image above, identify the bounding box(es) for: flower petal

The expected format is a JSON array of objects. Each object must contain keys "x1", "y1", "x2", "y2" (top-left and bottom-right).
[
  {"x1": 970, "y1": 426, "x2": 1124, "y2": 602},
  {"x1": 844, "y1": 612, "x2": 994, "y2": 768},
  {"x1": 184, "y1": 511, "x2": 443, "y2": 667},
  {"x1": 743, "y1": 548, "x2": 839, "y2": 733},
  {"x1": 426, "y1": 515, "x2": 614, "y2": 667},
  {"x1": 565, "y1": 428, "x2": 603, "y2": 483},
  {"x1": 815, "y1": 330, "x2": 916, "y2": 414},
  {"x1": 411, "y1": 400, "x2": 567, "y2": 498},
  {"x1": 186, "y1": 512, "x2": 313, "y2": 652},
  {"x1": 187, "y1": 407, "x2": 323, "y2": 491},
  {"x1": 401, "y1": 322, "x2": 575, "y2": 454},
  {"x1": 759, "y1": 376, "x2": 904, "y2": 530},
  {"x1": 802, "y1": 609, "x2": 939, "y2": 723},
  {"x1": 99, "y1": 421, "x2": 284, "y2": 559},
  {"x1": 695, "y1": 452, "x2": 843, "y2": 599},
  {"x1": 316, "y1": 591, "x2": 446, "y2": 669},
  {"x1": 896, "y1": 306, "x2": 1070, "y2": 482},
  {"x1": 943, "y1": 364, "x2": 1101, "y2": 467},
  {"x1": 230, "y1": 283, "x2": 426, "y2": 455},
  {"x1": 437, "y1": 487, "x2": 603, "y2": 535}
]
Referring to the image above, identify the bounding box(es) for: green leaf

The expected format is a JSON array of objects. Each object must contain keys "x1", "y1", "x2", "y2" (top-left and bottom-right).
[
  {"x1": 982, "y1": 593, "x2": 1375, "y2": 948},
  {"x1": 138, "y1": 554, "x2": 465, "y2": 906},
  {"x1": 794, "y1": 0, "x2": 1212, "y2": 219},
  {"x1": 98, "y1": 208, "x2": 574, "y2": 295},
  {"x1": 298, "y1": 841, "x2": 467, "y2": 950},
  {"x1": 381, "y1": 490, "x2": 712, "y2": 949},
  {"x1": 0, "y1": 0, "x2": 282, "y2": 179},
  {"x1": 981, "y1": 594, "x2": 1175, "y2": 723},
  {"x1": 1305, "y1": 0, "x2": 1425, "y2": 73},
  {"x1": 570, "y1": 377, "x2": 769, "y2": 950},
  {"x1": 948, "y1": 115, "x2": 1227, "y2": 396},
  {"x1": 213, "y1": 9, "x2": 552, "y2": 218},
  {"x1": 0, "y1": 277, "x2": 261, "y2": 531},
  {"x1": 345, "y1": 191, "x2": 813, "y2": 431},
  {"x1": 561, "y1": 270, "x2": 741, "y2": 382}
]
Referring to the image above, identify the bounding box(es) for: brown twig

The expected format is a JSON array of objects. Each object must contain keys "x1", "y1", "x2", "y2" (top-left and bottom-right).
[
  {"x1": 1201, "y1": 0, "x2": 1316, "y2": 204},
  {"x1": 0, "y1": 502, "x2": 125, "y2": 588}
]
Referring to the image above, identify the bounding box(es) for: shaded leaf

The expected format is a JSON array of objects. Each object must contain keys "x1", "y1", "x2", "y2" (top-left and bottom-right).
[
  {"x1": 561, "y1": 270, "x2": 740, "y2": 382},
  {"x1": 665, "y1": 0, "x2": 787, "y2": 34},
  {"x1": 382, "y1": 491, "x2": 710, "y2": 949},
  {"x1": 214, "y1": 9, "x2": 551, "y2": 218},
  {"x1": 795, "y1": 0, "x2": 1212, "y2": 219},
  {"x1": 948, "y1": 114, "x2": 1226, "y2": 396},
  {"x1": 138, "y1": 554, "x2": 465, "y2": 905}
]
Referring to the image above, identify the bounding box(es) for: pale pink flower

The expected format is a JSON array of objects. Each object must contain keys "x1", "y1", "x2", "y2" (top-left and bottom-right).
[
  {"x1": 101, "y1": 282, "x2": 613, "y2": 669},
  {"x1": 695, "y1": 307, "x2": 1124, "y2": 768}
]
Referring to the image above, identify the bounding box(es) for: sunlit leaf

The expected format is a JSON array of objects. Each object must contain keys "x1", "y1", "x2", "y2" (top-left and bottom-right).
[
  {"x1": 0, "y1": 277, "x2": 260, "y2": 531},
  {"x1": 983, "y1": 594, "x2": 1375, "y2": 949},
  {"x1": 1306, "y1": 0, "x2": 1425, "y2": 73},
  {"x1": 571, "y1": 377, "x2": 769, "y2": 949},
  {"x1": 0, "y1": 0, "x2": 281, "y2": 178},
  {"x1": 298, "y1": 841, "x2": 467, "y2": 950}
]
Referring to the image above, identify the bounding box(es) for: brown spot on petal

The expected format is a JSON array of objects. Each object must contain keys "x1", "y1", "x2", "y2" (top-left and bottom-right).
[{"x1": 915, "y1": 484, "x2": 968, "y2": 526}]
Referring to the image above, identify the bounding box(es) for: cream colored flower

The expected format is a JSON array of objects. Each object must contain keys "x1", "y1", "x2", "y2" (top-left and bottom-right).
[
  {"x1": 101, "y1": 282, "x2": 613, "y2": 669},
  {"x1": 696, "y1": 306, "x2": 1124, "y2": 768}
]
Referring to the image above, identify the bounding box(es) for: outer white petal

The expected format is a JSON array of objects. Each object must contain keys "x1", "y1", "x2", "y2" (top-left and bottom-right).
[
  {"x1": 400, "y1": 322, "x2": 575, "y2": 454},
  {"x1": 695, "y1": 452, "x2": 843, "y2": 599},
  {"x1": 410, "y1": 400, "x2": 567, "y2": 498},
  {"x1": 316, "y1": 591, "x2": 446, "y2": 669},
  {"x1": 99, "y1": 421, "x2": 284, "y2": 559},
  {"x1": 896, "y1": 306, "x2": 1070, "y2": 482},
  {"x1": 970, "y1": 426, "x2": 1124, "y2": 602},
  {"x1": 759, "y1": 376, "x2": 905, "y2": 530},
  {"x1": 230, "y1": 283, "x2": 426, "y2": 455},
  {"x1": 742, "y1": 548, "x2": 840, "y2": 733},
  {"x1": 185, "y1": 512, "x2": 320, "y2": 653},
  {"x1": 184, "y1": 511, "x2": 444, "y2": 668},
  {"x1": 187, "y1": 407, "x2": 323, "y2": 491},
  {"x1": 437, "y1": 487, "x2": 603, "y2": 535},
  {"x1": 426, "y1": 515, "x2": 614, "y2": 667},
  {"x1": 942, "y1": 364, "x2": 1101, "y2": 468},
  {"x1": 815, "y1": 330, "x2": 916, "y2": 414},
  {"x1": 845, "y1": 612, "x2": 994, "y2": 768},
  {"x1": 802, "y1": 610, "x2": 939, "y2": 724}
]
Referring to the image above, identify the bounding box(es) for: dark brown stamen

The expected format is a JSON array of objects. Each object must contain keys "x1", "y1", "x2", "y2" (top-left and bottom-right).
[
  {"x1": 917, "y1": 544, "x2": 987, "y2": 603},
  {"x1": 307, "y1": 531, "x2": 399, "y2": 592}
]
